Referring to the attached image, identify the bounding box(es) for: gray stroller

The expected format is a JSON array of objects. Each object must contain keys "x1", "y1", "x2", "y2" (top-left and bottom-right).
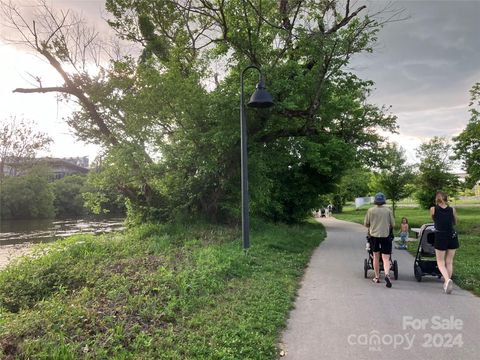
[{"x1": 413, "y1": 224, "x2": 441, "y2": 281}]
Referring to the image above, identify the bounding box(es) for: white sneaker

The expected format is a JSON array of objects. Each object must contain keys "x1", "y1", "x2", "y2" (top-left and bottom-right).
[{"x1": 444, "y1": 279, "x2": 453, "y2": 294}]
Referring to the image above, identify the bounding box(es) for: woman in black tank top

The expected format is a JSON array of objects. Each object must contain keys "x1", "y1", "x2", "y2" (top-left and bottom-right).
[
  {"x1": 433, "y1": 206, "x2": 454, "y2": 238},
  {"x1": 429, "y1": 191, "x2": 459, "y2": 294}
]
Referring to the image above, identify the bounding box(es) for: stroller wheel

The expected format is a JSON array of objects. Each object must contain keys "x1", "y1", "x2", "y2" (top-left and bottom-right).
[
  {"x1": 393, "y1": 260, "x2": 399, "y2": 280},
  {"x1": 414, "y1": 264, "x2": 422, "y2": 282},
  {"x1": 364, "y1": 258, "x2": 368, "y2": 278}
]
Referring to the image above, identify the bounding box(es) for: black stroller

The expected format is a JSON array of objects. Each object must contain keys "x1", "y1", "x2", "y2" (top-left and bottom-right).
[
  {"x1": 414, "y1": 224, "x2": 441, "y2": 281},
  {"x1": 364, "y1": 236, "x2": 399, "y2": 280}
]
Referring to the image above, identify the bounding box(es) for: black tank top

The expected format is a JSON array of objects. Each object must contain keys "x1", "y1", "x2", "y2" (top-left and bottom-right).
[{"x1": 433, "y1": 205, "x2": 454, "y2": 233}]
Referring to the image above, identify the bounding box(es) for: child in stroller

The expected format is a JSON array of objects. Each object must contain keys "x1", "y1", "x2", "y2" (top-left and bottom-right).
[{"x1": 364, "y1": 235, "x2": 399, "y2": 280}]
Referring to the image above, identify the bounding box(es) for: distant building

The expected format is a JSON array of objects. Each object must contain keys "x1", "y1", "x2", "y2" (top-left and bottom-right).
[
  {"x1": 62, "y1": 156, "x2": 89, "y2": 168},
  {"x1": 43, "y1": 158, "x2": 89, "y2": 180},
  {"x1": 2, "y1": 157, "x2": 89, "y2": 180}
]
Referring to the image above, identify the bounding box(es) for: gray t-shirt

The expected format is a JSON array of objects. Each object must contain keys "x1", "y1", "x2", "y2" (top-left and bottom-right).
[{"x1": 364, "y1": 205, "x2": 395, "y2": 238}]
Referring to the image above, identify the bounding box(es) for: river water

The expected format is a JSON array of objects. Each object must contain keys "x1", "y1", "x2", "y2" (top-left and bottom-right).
[{"x1": 0, "y1": 218, "x2": 125, "y2": 246}]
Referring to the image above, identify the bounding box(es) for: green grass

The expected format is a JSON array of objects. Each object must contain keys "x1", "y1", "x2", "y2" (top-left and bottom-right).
[
  {"x1": 335, "y1": 206, "x2": 480, "y2": 296},
  {"x1": 0, "y1": 219, "x2": 325, "y2": 359},
  {"x1": 390, "y1": 197, "x2": 480, "y2": 206}
]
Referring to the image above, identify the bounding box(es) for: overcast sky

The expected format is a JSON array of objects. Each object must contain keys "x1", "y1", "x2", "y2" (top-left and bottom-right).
[
  {"x1": 351, "y1": 0, "x2": 480, "y2": 162},
  {"x1": 0, "y1": 0, "x2": 479, "y2": 165}
]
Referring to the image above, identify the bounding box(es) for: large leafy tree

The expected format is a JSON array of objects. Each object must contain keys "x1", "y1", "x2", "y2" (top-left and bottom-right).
[
  {"x1": 415, "y1": 137, "x2": 459, "y2": 209},
  {"x1": 371, "y1": 144, "x2": 413, "y2": 217},
  {"x1": 1, "y1": 1, "x2": 165, "y2": 218},
  {"x1": 454, "y1": 82, "x2": 480, "y2": 187},
  {"x1": 2, "y1": 0, "x2": 401, "y2": 223}
]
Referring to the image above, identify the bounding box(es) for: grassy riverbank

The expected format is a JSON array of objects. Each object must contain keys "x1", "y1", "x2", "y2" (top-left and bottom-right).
[
  {"x1": 0, "y1": 220, "x2": 324, "y2": 359},
  {"x1": 335, "y1": 206, "x2": 480, "y2": 296}
]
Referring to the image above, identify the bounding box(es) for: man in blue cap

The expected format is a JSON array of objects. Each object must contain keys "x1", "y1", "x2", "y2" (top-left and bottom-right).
[{"x1": 364, "y1": 192, "x2": 395, "y2": 288}]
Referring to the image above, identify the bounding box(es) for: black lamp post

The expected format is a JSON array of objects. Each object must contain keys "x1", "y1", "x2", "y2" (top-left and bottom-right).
[{"x1": 240, "y1": 65, "x2": 274, "y2": 254}]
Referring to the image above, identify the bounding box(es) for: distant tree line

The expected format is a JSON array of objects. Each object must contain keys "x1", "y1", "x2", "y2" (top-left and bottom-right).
[
  {"x1": 0, "y1": 118, "x2": 124, "y2": 220},
  {"x1": 0, "y1": 168, "x2": 125, "y2": 220},
  {"x1": 323, "y1": 137, "x2": 465, "y2": 213}
]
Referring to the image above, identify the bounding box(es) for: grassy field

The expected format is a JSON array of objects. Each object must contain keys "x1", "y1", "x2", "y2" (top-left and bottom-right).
[
  {"x1": 0, "y1": 220, "x2": 325, "y2": 359},
  {"x1": 335, "y1": 206, "x2": 480, "y2": 296},
  {"x1": 397, "y1": 198, "x2": 480, "y2": 205}
]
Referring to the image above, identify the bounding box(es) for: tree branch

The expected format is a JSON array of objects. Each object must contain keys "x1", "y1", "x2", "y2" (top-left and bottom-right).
[
  {"x1": 13, "y1": 86, "x2": 75, "y2": 94},
  {"x1": 325, "y1": 5, "x2": 366, "y2": 34}
]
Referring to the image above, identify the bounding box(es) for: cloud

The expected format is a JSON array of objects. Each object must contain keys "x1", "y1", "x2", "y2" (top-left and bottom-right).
[
  {"x1": 349, "y1": 0, "x2": 479, "y2": 165},
  {"x1": 397, "y1": 104, "x2": 469, "y2": 136},
  {"x1": 351, "y1": 0, "x2": 480, "y2": 110}
]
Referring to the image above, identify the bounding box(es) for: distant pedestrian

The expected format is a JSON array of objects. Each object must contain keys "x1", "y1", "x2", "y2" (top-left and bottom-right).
[
  {"x1": 364, "y1": 193, "x2": 395, "y2": 288},
  {"x1": 320, "y1": 208, "x2": 326, "y2": 217},
  {"x1": 430, "y1": 191, "x2": 459, "y2": 294},
  {"x1": 327, "y1": 204, "x2": 333, "y2": 217}
]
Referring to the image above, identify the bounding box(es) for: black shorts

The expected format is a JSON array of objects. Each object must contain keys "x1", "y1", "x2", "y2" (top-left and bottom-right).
[
  {"x1": 370, "y1": 236, "x2": 392, "y2": 255},
  {"x1": 434, "y1": 232, "x2": 459, "y2": 251}
]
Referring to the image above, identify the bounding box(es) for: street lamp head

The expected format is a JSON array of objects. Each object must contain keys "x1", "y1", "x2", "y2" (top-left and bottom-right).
[{"x1": 247, "y1": 78, "x2": 274, "y2": 108}]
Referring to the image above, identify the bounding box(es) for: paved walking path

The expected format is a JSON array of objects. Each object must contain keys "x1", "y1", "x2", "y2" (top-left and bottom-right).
[{"x1": 281, "y1": 217, "x2": 480, "y2": 360}]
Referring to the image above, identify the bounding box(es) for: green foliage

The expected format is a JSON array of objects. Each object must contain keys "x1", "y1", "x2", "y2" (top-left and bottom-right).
[
  {"x1": 0, "y1": 166, "x2": 55, "y2": 219},
  {"x1": 415, "y1": 137, "x2": 460, "y2": 209},
  {"x1": 336, "y1": 166, "x2": 373, "y2": 203},
  {"x1": 371, "y1": 144, "x2": 414, "y2": 216},
  {"x1": 0, "y1": 234, "x2": 98, "y2": 312},
  {"x1": 332, "y1": 193, "x2": 344, "y2": 214},
  {"x1": 82, "y1": 159, "x2": 127, "y2": 217},
  {"x1": 323, "y1": 166, "x2": 372, "y2": 215},
  {"x1": 0, "y1": 220, "x2": 325, "y2": 358},
  {"x1": 1, "y1": 167, "x2": 124, "y2": 220},
  {"x1": 4, "y1": 0, "x2": 403, "y2": 223},
  {"x1": 52, "y1": 174, "x2": 88, "y2": 217},
  {"x1": 20, "y1": 0, "x2": 399, "y2": 223},
  {"x1": 454, "y1": 82, "x2": 480, "y2": 187}
]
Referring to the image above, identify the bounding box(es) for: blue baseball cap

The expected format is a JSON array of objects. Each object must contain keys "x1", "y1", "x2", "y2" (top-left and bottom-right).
[{"x1": 374, "y1": 192, "x2": 386, "y2": 205}]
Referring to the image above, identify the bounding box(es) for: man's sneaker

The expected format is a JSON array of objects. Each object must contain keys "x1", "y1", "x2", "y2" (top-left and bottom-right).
[{"x1": 385, "y1": 275, "x2": 392, "y2": 288}]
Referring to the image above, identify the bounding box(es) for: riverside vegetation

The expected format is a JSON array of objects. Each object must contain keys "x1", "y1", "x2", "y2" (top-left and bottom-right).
[{"x1": 0, "y1": 220, "x2": 324, "y2": 359}]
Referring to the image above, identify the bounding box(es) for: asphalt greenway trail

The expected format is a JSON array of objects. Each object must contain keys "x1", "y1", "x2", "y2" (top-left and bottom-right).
[{"x1": 280, "y1": 217, "x2": 480, "y2": 360}]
